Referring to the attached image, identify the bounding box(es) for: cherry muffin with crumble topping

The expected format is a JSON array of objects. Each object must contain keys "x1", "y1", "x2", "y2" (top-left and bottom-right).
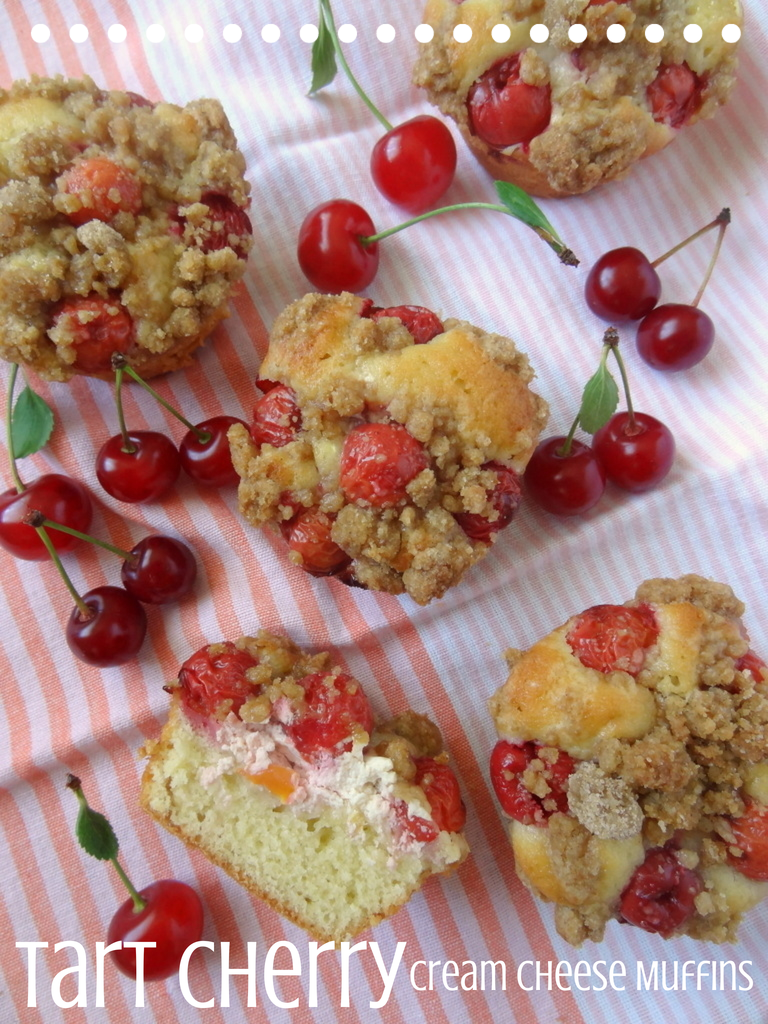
[
  {"x1": 227, "y1": 291, "x2": 548, "y2": 605},
  {"x1": 141, "y1": 630, "x2": 469, "y2": 942},
  {"x1": 0, "y1": 75, "x2": 252, "y2": 381},
  {"x1": 414, "y1": 0, "x2": 743, "y2": 197},
  {"x1": 489, "y1": 574, "x2": 768, "y2": 945}
]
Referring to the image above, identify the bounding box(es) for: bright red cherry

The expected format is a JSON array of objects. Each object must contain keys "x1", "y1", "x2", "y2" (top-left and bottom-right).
[
  {"x1": 285, "y1": 671, "x2": 374, "y2": 761},
  {"x1": 57, "y1": 157, "x2": 142, "y2": 226},
  {"x1": 396, "y1": 757, "x2": 466, "y2": 842},
  {"x1": 467, "y1": 54, "x2": 552, "y2": 148},
  {"x1": 107, "y1": 879, "x2": 204, "y2": 981},
  {"x1": 178, "y1": 641, "x2": 260, "y2": 718},
  {"x1": 66, "y1": 586, "x2": 147, "y2": 666},
  {"x1": 121, "y1": 536, "x2": 197, "y2": 604},
  {"x1": 363, "y1": 302, "x2": 444, "y2": 344},
  {"x1": 179, "y1": 415, "x2": 247, "y2": 487},
  {"x1": 619, "y1": 846, "x2": 701, "y2": 937},
  {"x1": 728, "y1": 799, "x2": 768, "y2": 881},
  {"x1": 297, "y1": 200, "x2": 379, "y2": 293},
  {"x1": 0, "y1": 474, "x2": 93, "y2": 561},
  {"x1": 454, "y1": 462, "x2": 522, "y2": 542},
  {"x1": 49, "y1": 294, "x2": 134, "y2": 374},
  {"x1": 250, "y1": 385, "x2": 301, "y2": 449},
  {"x1": 490, "y1": 740, "x2": 575, "y2": 826},
  {"x1": 585, "y1": 247, "x2": 661, "y2": 322},
  {"x1": 648, "y1": 63, "x2": 703, "y2": 128},
  {"x1": 524, "y1": 436, "x2": 606, "y2": 516},
  {"x1": 592, "y1": 411, "x2": 675, "y2": 492},
  {"x1": 635, "y1": 304, "x2": 715, "y2": 371},
  {"x1": 339, "y1": 422, "x2": 429, "y2": 507},
  {"x1": 96, "y1": 431, "x2": 180, "y2": 503},
  {"x1": 281, "y1": 508, "x2": 351, "y2": 577},
  {"x1": 371, "y1": 115, "x2": 457, "y2": 213},
  {"x1": 567, "y1": 603, "x2": 659, "y2": 676}
]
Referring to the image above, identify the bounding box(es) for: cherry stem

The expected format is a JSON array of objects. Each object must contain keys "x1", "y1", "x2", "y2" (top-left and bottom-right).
[
  {"x1": 112, "y1": 355, "x2": 210, "y2": 443},
  {"x1": 23, "y1": 510, "x2": 135, "y2": 562},
  {"x1": 361, "y1": 203, "x2": 578, "y2": 264},
  {"x1": 556, "y1": 412, "x2": 581, "y2": 458},
  {"x1": 33, "y1": 521, "x2": 92, "y2": 617},
  {"x1": 317, "y1": 0, "x2": 392, "y2": 132},
  {"x1": 650, "y1": 208, "x2": 731, "y2": 269},
  {"x1": 605, "y1": 328, "x2": 637, "y2": 430},
  {"x1": 112, "y1": 365, "x2": 136, "y2": 455},
  {"x1": 66, "y1": 775, "x2": 147, "y2": 913},
  {"x1": 5, "y1": 364, "x2": 26, "y2": 493},
  {"x1": 691, "y1": 212, "x2": 729, "y2": 308}
]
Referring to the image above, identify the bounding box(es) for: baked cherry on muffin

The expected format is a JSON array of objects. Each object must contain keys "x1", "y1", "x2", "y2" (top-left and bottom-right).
[
  {"x1": 488, "y1": 574, "x2": 768, "y2": 945},
  {"x1": 141, "y1": 630, "x2": 469, "y2": 942},
  {"x1": 228, "y1": 292, "x2": 548, "y2": 605},
  {"x1": 413, "y1": 0, "x2": 743, "y2": 197},
  {"x1": 0, "y1": 75, "x2": 252, "y2": 381}
]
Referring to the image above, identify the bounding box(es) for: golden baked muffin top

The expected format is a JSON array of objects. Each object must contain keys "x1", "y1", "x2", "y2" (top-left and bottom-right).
[
  {"x1": 0, "y1": 75, "x2": 252, "y2": 380},
  {"x1": 229, "y1": 292, "x2": 548, "y2": 605}
]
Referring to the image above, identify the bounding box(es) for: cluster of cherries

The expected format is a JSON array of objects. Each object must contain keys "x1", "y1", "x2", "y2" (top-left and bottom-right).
[
  {"x1": 179, "y1": 640, "x2": 466, "y2": 840},
  {"x1": 489, "y1": 603, "x2": 768, "y2": 936},
  {"x1": 525, "y1": 210, "x2": 729, "y2": 516}
]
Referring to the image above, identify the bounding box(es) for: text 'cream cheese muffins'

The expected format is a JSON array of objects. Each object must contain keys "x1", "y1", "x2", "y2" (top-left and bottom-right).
[
  {"x1": 141, "y1": 630, "x2": 469, "y2": 942},
  {"x1": 228, "y1": 292, "x2": 548, "y2": 605},
  {"x1": 0, "y1": 75, "x2": 252, "y2": 381},
  {"x1": 414, "y1": 0, "x2": 743, "y2": 197},
  {"x1": 488, "y1": 574, "x2": 768, "y2": 945}
]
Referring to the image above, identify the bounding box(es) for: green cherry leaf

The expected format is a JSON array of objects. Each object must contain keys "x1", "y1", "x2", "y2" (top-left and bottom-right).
[
  {"x1": 67, "y1": 775, "x2": 120, "y2": 862},
  {"x1": 11, "y1": 385, "x2": 54, "y2": 459},
  {"x1": 494, "y1": 181, "x2": 563, "y2": 243},
  {"x1": 578, "y1": 362, "x2": 619, "y2": 435},
  {"x1": 309, "y1": 0, "x2": 337, "y2": 94}
]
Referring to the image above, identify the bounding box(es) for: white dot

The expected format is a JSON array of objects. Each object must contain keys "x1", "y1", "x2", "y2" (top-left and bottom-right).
[
  {"x1": 223, "y1": 24, "x2": 242, "y2": 43},
  {"x1": 645, "y1": 23, "x2": 664, "y2": 44},
  {"x1": 683, "y1": 23, "x2": 703, "y2": 43},
  {"x1": 722, "y1": 23, "x2": 741, "y2": 43},
  {"x1": 262, "y1": 24, "x2": 280, "y2": 43},
  {"x1": 491, "y1": 24, "x2": 511, "y2": 44},
  {"x1": 530, "y1": 24, "x2": 549, "y2": 44},
  {"x1": 108, "y1": 24, "x2": 127, "y2": 43},
  {"x1": 146, "y1": 24, "x2": 165, "y2": 43},
  {"x1": 415, "y1": 23, "x2": 434, "y2": 43},
  {"x1": 606, "y1": 23, "x2": 626, "y2": 43},
  {"x1": 453, "y1": 23, "x2": 472, "y2": 44},
  {"x1": 300, "y1": 23, "x2": 319, "y2": 43},
  {"x1": 568, "y1": 24, "x2": 588, "y2": 44},
  {"x1": 338, "y1": 23, "x2": 357, "y2": 43},
  {"x1": 377, "y1": 24, "x2": 395, "y2": 43},
  {"x1": 31, "y1": 23, "x2": 50, "y2": 43},
  {"x1": 70, "y1": 24, "x2": 88, "y2": 43},
  {"x1": 185, "y1": 24, "x2": 204, "y2": 43}
]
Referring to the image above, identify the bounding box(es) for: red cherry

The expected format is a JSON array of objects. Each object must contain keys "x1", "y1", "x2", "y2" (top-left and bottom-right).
[
  {"x1": 339, "y1": 422, "x2": 429, "y2": 508},
  {"x1": 370, "y1": 115, "x2": 457, "y2": 214},
  {"x1": 194, "y1": 192, "x2": 253, "y2": 258},
  {"x1": 179, "y1": 415, "x2": 247, "y2": 487},
  {"x1": 524, "y1": 436, "x2": 606, "y2": 516},
  {"x1": 467, "y1": 54, "x2": 552, "y2": 148},
  {"x1": 250, "y1": 385, "x2": 301, "y2": 449},
  {"x1": 49, "y1": 294, "x2": 134, "y2": 374},
  {"x1": 96, "y1": 431, "x2": 180, "y2": 503},
  {"x1": 396, "y1": 757, "x2": 466, "y2": 842},
  {"x1": 736, "y1": 650, "x2": 767, "y2": 683},
  {"x1": 121, "y1": 536, "x2": 197, "y2": 604},
  {"x1": 490, "y1": 740, "x2": 574, "y2": 826},
  {"x1": 647, "y1": 63, "x2": 703, "y2": 128},
  {"x1": 635, "y1": 304, "x2": 715, "y2": 371},
  {"x1": 297, "y1": 200, "x2": 379, "y2": 293},
  {"x1": 281, "y1": 508, "x2": 351, "y2": 577},
  {"x1": 364, "y1": 303, "x2": 444, "y2": 344},
  {"x1": 728, "y1": 799, "x2": 768, "y2": 881},
  {"x1": 65, "y1": 586, "x2": 147, "y2": 666},
  {"x1": 584, "y1": 247, "x2": 661, "y2": 322},
  {"x1": 0, "y1": 474, "x2": 92, "y2": 561},
  {"x1": 285, "y1": 671, "x2": 374, "y2": 762},
  {"x1": 592, "y1": 411, "x2": 675, "y2": 492},
  {"x1": 454, "y1": 462, "x2": 522, "y2": 542},
  {"x1": 566, "y1": 603, "x2": 659, "y2": 676},
  {"x1": 178, "y1": 641, "x2": 260, "y2": 718},
  {"x1": 107, "y1": 879, "x2": 204, "y2": 981},
  {"x1": 57, "y1": 157, "x2": 142, "y2": 226},
  {"x1": 619, "y1": 847, "x2": 701, "y2": 937}
]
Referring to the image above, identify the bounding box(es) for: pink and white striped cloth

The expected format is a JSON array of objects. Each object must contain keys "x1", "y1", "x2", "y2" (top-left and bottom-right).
[{"x1": 1, "y1": 2, "x2": 767, "y2": 1022}]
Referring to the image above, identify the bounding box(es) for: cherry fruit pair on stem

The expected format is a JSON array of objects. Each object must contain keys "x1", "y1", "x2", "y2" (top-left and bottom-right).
[{"x1": 586, "y1": 209, "x2": 730, "y2": 371}]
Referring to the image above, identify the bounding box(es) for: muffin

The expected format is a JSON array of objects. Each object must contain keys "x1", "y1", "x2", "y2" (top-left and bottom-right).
[
  {"x1": 228, "y1": 292, "x2": 548, "y2": 605},
  {"x1": 141, "y1": 630, "x2": 469, "y2": 942},
  {"x1": 0, "y1": 75, "x2": 252, "y2": 381},
  {"x1": 488, "y1": 574, "x2": 768, "y2": 944},
  {"x1": 413, "y1": 0, "x2": 743, "y2": 197}
]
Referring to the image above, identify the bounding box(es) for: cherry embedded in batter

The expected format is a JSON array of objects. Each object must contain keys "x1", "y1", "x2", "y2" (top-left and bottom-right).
[
  {"x1": 178, "y1": 640, "x2": 261, "y2": 718},
  {"x1": 363, "y1": 302, "x2": 444, "y2": 344},
  {"x1": 647, "y1": 62, "x2": 704, "y2": 129},
  {"x1": 727, "y1": 799, "x2": 768, "y2": 881},
  {"x1": 250, "y1": 384, "x2": 302, "y2": 449},
  {"x1": 490, "y1": 740, "x2": 575, "y2": 826},
  {"x1": 285, "y1": 671, "x2": 375, "y2": 761},
  {"x1": 454, "y1": 462, "x2": 522, "y2": 542},
  {"x1": 396, "y1": 757, "x2": 466, "y2": 842},
  {"x1": 339, "y1": 422, "x2": 429, "y2": 508},
  {"x1": 49, "y1": 294, "x2": 134, "y2": 374},
  {"x1": 566, "y1": 602, "x2": 659, "y2": 676},
  {"x1": 467, "y1": 53, "x2": 552, "y2": 149},
  {"x1": 281, "y1": 507, "x2": 351, "y2": 577},
  {"x1": 57, "y1": 157, "x2": 143, "y2": 226},
  {"x1": 619, "y1": 846, "x2": 702, "y2": 937}
]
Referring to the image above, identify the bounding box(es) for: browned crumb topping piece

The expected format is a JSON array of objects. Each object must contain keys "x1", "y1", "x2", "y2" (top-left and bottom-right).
[{"x1": 567, "y1": 762, "x2": 643, "y2": 840}]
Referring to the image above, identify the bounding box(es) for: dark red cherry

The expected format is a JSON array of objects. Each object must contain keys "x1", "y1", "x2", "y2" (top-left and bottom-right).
[
  {"x1": 179, "y1": 416, "x2": 247, "y2": 487},
  {"x1": 585, "y1": 247, "x2": 661, "y2": 322},
  {"x1": 0, "y1": 474, "x2": 93, "y2": 561},
  {"x1": 592, "y1": 412, "x2": 675, "y2": 492},
  {"x1": 121, "y1": 536, "x2": 197, "y2": 604},
  {"x1": 524, "y1": 436, "x2": 606, "y2": 516},
  {"x1": 96, "y1": 432, "x2": 180, "y2": 503},
  {"x1": 467, "y1": 54, "x2": 551, "y2": 148},
  {"x1": 635, "y1": 304, "x2": 715, "y2": 371},
  {"x1": 66, "y1": 586, "x2": 147, "y2": 666}
]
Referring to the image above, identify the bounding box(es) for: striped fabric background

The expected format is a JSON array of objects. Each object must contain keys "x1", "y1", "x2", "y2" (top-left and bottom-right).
[{"x1": 1, "y1": 2, "x2": 766, "y2": 1022}]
